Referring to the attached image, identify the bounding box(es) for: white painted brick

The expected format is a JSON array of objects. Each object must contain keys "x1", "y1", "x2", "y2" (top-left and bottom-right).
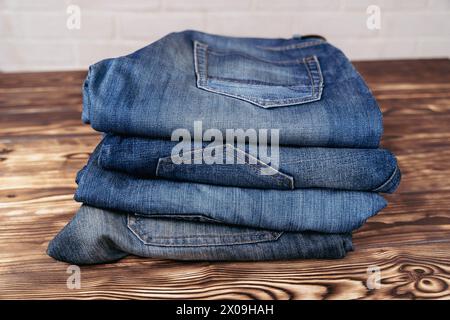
[
  {"x1": 382, "y1": 13, "x2": 450, "y2": 37},
  {"x1": 292, "y1": 12, "x2": 381, "y2": 38},
  {"x1": 342, "y1": 0, "x2": 428, "y2": 11},
  {"x1": 69, "y1": 13, "x2": 116, "y2": 39},
  {"x1": 330, "y1": 38, "x2": 419, "y2": 60},
  {"x1": 417, "y1": 39, "x2": 450, "y2": 57},
  {"x1": 74, "y1": 0, "x2": 160, "y2": 12},
  {"x1": 0, "y1": 40, "x2": 77, "y2": 71},
  {"x1": 378, "y1": 39, "x2": 419, "y2": 58},
  {"x1": 163, "y1": 0, "x2": 251, "y2": 12},
  {"x1": 117, "y1": 13, "x2": 204, "y2": 40},
  {"x1": 383, "y1": 0, "x2": 430, "y2": 10},
  {"x1": 77, "y1": 41, "x2": 147, "y2": 66},
  {"x1": 330, "y1": 38, "x2": 382, "y2": 60},
  {"x1": 253, "y1": 0, "x2": 339, "y2": 11},
  {"x1": 2, "y1": 12, "x2": 115, "y2": 39},
  {"x1": 0, "y1": 0, "x2": 449, "y2": 72},
  {"x1": 0, "y1": 13, "x2": 10, "y2": 37},
  {"x1": 428, "y1": 0, "x2": 450, "y2": 10},
  {"x1": 2, "y1": 0, "x2": 70, "y2": 11},
  {"x1": 341, "y1": 0, "x2": 386, "y2": 10},
  {"x1": 205, "y1": 13, "x2": 293, "y2": 37}
]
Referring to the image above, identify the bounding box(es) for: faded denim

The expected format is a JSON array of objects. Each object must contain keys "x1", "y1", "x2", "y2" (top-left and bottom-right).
[
  {"x1": 82, "y1": 30, "x2": 382, "y2": 148},
  {"x1": 74, "y1": 141, "x2": 387, "y2": 234},
  {"x1": 47, "y1": 205, "x2": 354, "y2": 264},
  {"x1": 47, "y1": 31, "x2": 397, "y2": 265},
  {"x1": 98, "y1": 134, "x2": 401, "y2": 193}
]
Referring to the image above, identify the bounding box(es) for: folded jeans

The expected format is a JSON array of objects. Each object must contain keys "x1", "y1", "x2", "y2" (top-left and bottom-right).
[
  {"x1": 82, "y1": 30, "x2": 382, "y2": 148},
  {"x1": 74, "y1": 140, "x2": 387, "y2": 234},
  {"x1": 98, "y1": 134, "x2": 401, "y2": 193},
  {"x1": 47, "y1": 205, "x2": 354, "y2": 264}
]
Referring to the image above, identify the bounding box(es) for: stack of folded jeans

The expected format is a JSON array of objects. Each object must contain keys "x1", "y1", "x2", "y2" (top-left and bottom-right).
[{"x1": 48, "y1": 30, "x2": 401, "y2": 264}]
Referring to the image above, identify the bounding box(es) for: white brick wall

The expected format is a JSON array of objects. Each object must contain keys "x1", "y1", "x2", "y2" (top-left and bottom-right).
[{"x1": 0, "y1": 0, "x2": 449, "y2": 71}]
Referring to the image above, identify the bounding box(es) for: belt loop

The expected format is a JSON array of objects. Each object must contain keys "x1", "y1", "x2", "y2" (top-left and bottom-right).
[{"x1": 300, "y1": 34, "x2": 327, "y2": 41}]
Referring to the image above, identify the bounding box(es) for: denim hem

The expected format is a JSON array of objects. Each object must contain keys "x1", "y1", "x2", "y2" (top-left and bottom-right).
[
  {"x1": 81, "y1": 65, "x2": 93, "y2": 124},
  {"x1": 372, "y1": 165, "x2": 401, "y2": 193}
]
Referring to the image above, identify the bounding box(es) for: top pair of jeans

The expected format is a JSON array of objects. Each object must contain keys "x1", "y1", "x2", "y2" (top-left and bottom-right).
[{"x1": 82, "y1": 30, "x2": 382, "y2": 148}]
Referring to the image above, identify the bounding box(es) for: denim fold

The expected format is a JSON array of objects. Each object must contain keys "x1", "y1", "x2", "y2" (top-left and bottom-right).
[
  {"x1": 47, "y1": 30, "x2": 400, "y2": 265},
  {"x1": 98, "y1": 134, "x2": 401, "y2": 192},
  {"x1": 82, "y1": 30, "x2": 383, "y2": 148},
  {"x1": 74, "y1": 141, "x2": 387, "y2": 234},
  {"x1": 47, "y1": 205, "x2": 354, "y2": 264}
]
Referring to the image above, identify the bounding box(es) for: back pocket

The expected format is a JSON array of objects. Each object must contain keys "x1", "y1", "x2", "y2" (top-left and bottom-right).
[
  {"x1": 156, "y1": 143, "x2": 294, "y2": 190},
  {"x1": 127, "y1": 214, "x2": 282, "y2": 247},
  {"x1": 194, "y1": 41, "x2": 323, "y2": 108}
]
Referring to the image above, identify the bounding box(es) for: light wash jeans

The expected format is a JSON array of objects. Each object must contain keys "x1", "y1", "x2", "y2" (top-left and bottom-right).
[
  {"x1": 98, "y1": 134, "x2": 400, "y2": 192},
  {"x1": 74, "y1": 141, "x2": 387, "y2": 234},
  {"x1": 82, "y1": 30, "x2": 382, "y2": 148},
  {"x1": 47, "y1": 205, "x2": 354, "y2": 264},
  {"x1": 48, "y1": 31, "x2": 397, "y2": 264}
]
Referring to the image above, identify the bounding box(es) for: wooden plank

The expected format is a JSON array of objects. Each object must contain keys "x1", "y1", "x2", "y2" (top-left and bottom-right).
[
  {"x1": 0, "y1": 60, "x2": 450, "y2": 300},
  {"x1": 1, "y1": 189, "x2": 449, "y2": 254},
  {"x1": 0, "y1": 243, "x2": 448, "y2": 299},
  {"x1": 0, "y1": 60, "x2": 449, "y2": 141},
  {"x1": 354, "y1": 59, "x2": 450, "y2": 85},
  {"x1": 1, "y1": 137, "x2": 449, "y2": 260},
  {"x1": 1, "y1": 134, "x2": 449, "y2": 195},
  {"x1": 0, "y1": 71, "x2": 87, "y2": 89}
]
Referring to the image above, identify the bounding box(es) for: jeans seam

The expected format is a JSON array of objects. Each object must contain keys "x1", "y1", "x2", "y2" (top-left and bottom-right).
[
  {"x1": 194, "y1": 40, "x2": 323, "y2": 108},
  {"x1": 371, "y1": 165, "x2": 399, "y2": 192},
  {"x1": 207, "y1": 49, "x2": 305, "y2": 65},
  {"x1": 256, "y1": 40, "x2": 326, "y2": 51},
  {"x1": 157, "y1": 143, "x2": 294, "y2": 189},
  {"x1": 127, "y1": 214, "x2": 283, "y2": 247}
]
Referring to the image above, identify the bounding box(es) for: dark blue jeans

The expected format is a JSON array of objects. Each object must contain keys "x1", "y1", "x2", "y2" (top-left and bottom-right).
[
  {"x1": 48, "y1": 31, "x2": 396, "y2": 264},
  {"x1": 98, "y1": 134, "x2": 400, "y2": 192},
  {"x1": 82, "y1": 30, "x2": 382, "y2": 148},
  {"x1": 74, "y1": 140, "x2": 387, "y2": 234}
]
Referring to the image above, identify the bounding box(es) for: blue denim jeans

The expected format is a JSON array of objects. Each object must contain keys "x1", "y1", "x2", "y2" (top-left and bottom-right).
[
  {"x1": 98, "y1": 134, "x2": 400, "y2": 192},
  {"x1": 74, "y1": 141, "x2": 387, "y2": 234},
  {"x1": 82, "y1": 30, "x2": 382, "y2": 148},
  {"x1": 47, "y1": 205, "x2": 354, "y2": 264},
  {"x1": 48, "y1": 31, "x2": 395, "y2": 264}
]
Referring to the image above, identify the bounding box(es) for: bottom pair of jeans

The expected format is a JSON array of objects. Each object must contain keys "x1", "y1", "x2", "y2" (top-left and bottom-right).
[{"x1": 47, "y1": 205, "x2": 354, "y2": 264}]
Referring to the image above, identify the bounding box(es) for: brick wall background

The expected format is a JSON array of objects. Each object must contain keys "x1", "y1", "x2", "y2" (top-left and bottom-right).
[{"x1": 0, "y1": 0, "x2": 449, "y2": 72}]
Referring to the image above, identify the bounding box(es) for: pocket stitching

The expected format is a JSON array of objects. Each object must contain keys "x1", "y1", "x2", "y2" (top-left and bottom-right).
[
  {"x1": 127, "y1": 214, "x2": 283, "y2": 247},
  {"x1": 371, "y1": 165, "x2": 399, "y2": 192},
  {"x1": 156, "y1": 143, "x2": 294, "y2": 189},
  {"x1": 257, "y1": 40, "x2": 326, "y2": 51},
  {"x1": 194, "y1": 41, "x2": 323, "y2": 108}
]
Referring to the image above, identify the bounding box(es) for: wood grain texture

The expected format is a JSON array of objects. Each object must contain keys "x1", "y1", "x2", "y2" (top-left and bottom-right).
[{"x1": 0, "y1": 59, "x2": 449, "y2": 300}]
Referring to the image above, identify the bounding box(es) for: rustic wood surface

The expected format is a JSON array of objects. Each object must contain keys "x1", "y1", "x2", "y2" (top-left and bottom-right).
[{"x1": 0, "y1": 59, "x2": 449, "y2": 300}]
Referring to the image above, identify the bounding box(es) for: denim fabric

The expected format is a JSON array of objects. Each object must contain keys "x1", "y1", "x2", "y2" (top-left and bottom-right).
[
  {"x1": 98, "y1": 134, "x2": 401, "y2": 193},
  {"x1": 47, "y1": 31, "x2": 396, "y2": 265},
  {"x1": 47, "y1": 205, "x2": 354, "y2": 264},
  {"x1": 74, "y1": 141, "x2": 387, "y2": 234},
  {"x1": 82, "y1": 30, "x2": 382, "y2": 148}
]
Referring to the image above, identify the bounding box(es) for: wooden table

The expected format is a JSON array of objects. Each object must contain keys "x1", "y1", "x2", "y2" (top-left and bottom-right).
[{"x1": 1, "y1": 59, "x2": 449, "y2": 300}]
